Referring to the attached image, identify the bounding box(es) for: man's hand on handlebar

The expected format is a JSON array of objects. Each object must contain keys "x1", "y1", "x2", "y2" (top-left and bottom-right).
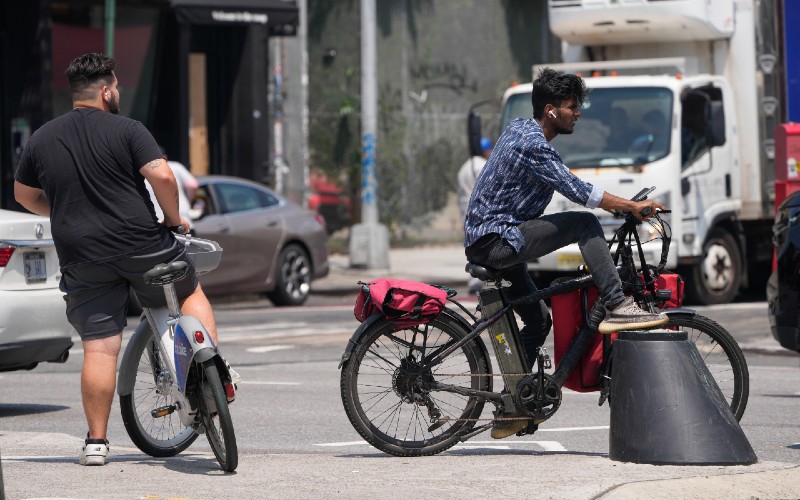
[
  {"x1": 165, "y1": 216, "x2": 192, "y2": 235},
  {"x1": 632, "y1": 200, "x2": 667, "y2": 221}
]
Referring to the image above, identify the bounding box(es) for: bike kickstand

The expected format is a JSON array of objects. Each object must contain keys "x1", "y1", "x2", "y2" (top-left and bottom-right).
[{"x1": 458, "y1": 423, "x2": 492, "y2": 442}]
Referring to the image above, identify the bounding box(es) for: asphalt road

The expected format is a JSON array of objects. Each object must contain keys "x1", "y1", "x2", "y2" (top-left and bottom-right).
[{"x1": 1, "y1": 292, "x2": 799, "y2": 499}]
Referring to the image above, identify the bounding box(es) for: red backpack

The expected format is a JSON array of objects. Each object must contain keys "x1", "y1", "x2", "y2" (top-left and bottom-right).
[{"x1": 354, "y1": 279, "x2": 449, "y2": 327}]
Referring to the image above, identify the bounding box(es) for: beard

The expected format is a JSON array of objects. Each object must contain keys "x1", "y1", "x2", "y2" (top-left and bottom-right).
[
  {"x1": 108, "y1": 94, "x2": 120, "y2": 115},
  {"x1": 556, "y1": 125, "x2": 574, "y2": 135}
]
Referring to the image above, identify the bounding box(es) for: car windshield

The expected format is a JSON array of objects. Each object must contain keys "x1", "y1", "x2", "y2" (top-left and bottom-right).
[{"x1": 500, "y1": 87, "x2": 674, "y2": 168}]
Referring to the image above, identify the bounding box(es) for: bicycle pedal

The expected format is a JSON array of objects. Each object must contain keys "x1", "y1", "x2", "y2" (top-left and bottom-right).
[{"x1": 150, "y1": 405, "x2": 177, "y2": 418}]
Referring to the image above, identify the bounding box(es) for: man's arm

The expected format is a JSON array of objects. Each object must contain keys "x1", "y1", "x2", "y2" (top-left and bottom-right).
[
  {"x1": 14, "y1": 181, "x2": 50, "y2": 217},
  {"x1": 139, "y1": 158, "x2": 190, "y2": 232},
  {"x1": 598, "y1": 191, "x2": 666, "y2": 221}
]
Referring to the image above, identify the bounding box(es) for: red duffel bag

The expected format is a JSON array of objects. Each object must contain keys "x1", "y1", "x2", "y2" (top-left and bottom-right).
[{"x1": 354, "y1": 278, "x2": 448, "y2": 327}]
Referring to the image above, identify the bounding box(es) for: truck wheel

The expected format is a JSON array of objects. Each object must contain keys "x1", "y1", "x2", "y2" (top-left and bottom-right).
[{"x1": 686, "y1": 228, "x2": 741, "y2": 305}]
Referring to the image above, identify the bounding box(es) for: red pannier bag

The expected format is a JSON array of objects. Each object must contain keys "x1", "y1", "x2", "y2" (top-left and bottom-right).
[
  {"x1": 551, "y1": 273, "x2": 684, "y2": 392},
  {"x1": 354, "y1": 278, "x2": 448, "y2": 328}
]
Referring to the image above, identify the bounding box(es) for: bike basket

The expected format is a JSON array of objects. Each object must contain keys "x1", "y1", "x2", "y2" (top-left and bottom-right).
[
  {"x1": 354, "y1": 278, "x2": 448, "y2": 327},
  {"x1": 179, "y1": 236, "x2": 223, "y2": 275}
]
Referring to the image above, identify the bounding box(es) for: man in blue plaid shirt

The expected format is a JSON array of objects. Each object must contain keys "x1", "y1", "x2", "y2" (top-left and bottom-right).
[{"x1": 465, "y1": 68, "x2": 668, "y2": 438}]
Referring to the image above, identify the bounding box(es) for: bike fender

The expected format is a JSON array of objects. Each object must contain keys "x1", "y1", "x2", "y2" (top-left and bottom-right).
[
  {"x1": 117, "y1": 321, "x2": 152, "y2": 396},
  {"x1": 339, "y1": 313, "x2": 384, "y2": 369},
  {"x1": 663, "y1": 307, "x2": 697, "y2": 318},
  {"x1": 175, "y1": 317, "x2": 217, "y2": 392}
]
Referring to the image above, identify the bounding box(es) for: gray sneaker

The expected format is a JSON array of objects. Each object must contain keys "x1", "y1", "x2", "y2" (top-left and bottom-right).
[{"x1": 598, "y1": 296, "x2": 668, "y2": 334}]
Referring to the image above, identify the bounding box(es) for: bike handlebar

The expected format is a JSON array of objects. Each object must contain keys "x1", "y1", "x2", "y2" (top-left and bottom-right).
[{"x1": 612, "y1": 186, "x2": 672, "y2": 273}]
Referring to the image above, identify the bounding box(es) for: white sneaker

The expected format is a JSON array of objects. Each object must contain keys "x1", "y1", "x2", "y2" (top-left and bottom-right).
[{"x1": 79, "y1": 438, "x2": 109, "y2": 466}]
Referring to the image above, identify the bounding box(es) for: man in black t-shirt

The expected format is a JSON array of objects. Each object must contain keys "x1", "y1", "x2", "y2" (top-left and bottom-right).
[{"x1": 14, "y1": 53, "x2": 232, "y2": 466}]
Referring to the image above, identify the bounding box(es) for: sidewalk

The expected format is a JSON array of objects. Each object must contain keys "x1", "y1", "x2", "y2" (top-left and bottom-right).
[{"x1": 313, "y1": 243, "x2": 471, "y2": 295}]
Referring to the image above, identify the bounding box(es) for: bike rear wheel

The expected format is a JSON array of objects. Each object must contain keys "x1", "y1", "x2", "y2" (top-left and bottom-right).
[
  {"x1": 194, "y1": 359, "x2": 238, "y2": 472},
  {"x1": 665, "y1": 313, "x2": 749, "y2": 420},
  {"x1": 340, "y1": 311, "x2": 491, "y2": 457},
  {"x1": 119, "y1": 333, "x2": 198, "y2": 457}
]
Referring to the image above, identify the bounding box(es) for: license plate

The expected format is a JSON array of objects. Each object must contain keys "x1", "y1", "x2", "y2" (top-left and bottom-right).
[
  {"x1": 24, "y1": 251, "x2": 47, "y2": 284},
  {"x1": 556, "y1": 253, "x2": 585, "y2": 270}
]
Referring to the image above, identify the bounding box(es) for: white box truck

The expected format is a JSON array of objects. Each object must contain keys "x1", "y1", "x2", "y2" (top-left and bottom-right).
[{"x1": 482, "y1": 0, "x2": 792, "y2": 304}]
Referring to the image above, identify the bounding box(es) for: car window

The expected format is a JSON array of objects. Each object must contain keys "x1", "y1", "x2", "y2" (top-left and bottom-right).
[
  {"x1": 192, "y1": 185, "x2": 218, "y2": 217},
  {"x1": 215, "y1": 182, "x2": 279, "y2": 214}
]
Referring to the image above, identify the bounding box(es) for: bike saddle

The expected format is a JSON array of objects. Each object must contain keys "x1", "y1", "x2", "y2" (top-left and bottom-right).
[
  {"x1": 465, "y1": 262, "x2": 504, "y2": 281},
  {"x1": 143, "y1": 261, "x2": 189, "y2": 286}
]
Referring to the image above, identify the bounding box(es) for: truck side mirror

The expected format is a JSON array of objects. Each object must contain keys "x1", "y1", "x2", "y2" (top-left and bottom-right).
[
  {"x1": 468, "y1": 111, "x2": 482, "y2": 157},
  {"x1": 709, "y1": 101, "x2": 726, "y2": 147}
]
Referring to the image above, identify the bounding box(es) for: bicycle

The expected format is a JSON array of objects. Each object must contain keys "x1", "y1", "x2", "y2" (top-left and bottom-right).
[
  {"x1": 339, "y1": 187, "x2": 748, "y2": 457},
  {"x1": 116, "y1": 235, "x2": 238, "y2": 472}
]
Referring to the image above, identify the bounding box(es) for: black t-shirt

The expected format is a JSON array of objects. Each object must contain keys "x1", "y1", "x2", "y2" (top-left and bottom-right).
[{"x1": 15, "y1": 108, "x2": 167, "y2": 268}]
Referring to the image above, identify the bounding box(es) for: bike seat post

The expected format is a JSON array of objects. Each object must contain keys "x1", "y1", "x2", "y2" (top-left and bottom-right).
[{"x1": 162, "y1": 282, "x2": 182, "y2": 319}]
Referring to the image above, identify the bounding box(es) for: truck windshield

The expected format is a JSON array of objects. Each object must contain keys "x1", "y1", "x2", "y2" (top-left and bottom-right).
[{"x1": 501, "y1": 87, "x2": 673, "y2": 168}]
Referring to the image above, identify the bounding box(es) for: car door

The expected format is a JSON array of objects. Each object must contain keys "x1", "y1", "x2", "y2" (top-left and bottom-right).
[
  {"x1": 198, "y1": 180, "x2": 286, "y2": 294},
  {"x1": 190, "y1": 183, "x2": 238, "y2": 292}
]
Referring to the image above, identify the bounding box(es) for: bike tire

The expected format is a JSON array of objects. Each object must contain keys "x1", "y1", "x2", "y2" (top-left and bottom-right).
[
  {"x1": 196, "y1": 359, "x2": 238, "y2": 472},
  {"x1": 665, "y1": 313, "x2": 749, "y2": 420},
  {"x1": 340, "y1": 310, "x2": 491, "y2": 457},
  {"x1": 119, "y1": 333, "x2": 198, "y2": 457}
]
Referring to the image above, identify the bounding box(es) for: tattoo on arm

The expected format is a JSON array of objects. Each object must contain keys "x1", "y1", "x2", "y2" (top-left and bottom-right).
[{"x1": 143, "y1": 159, "x2": 162, "y2": 170}]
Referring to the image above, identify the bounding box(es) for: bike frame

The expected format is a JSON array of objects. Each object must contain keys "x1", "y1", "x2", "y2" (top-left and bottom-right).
[
  {"x1": 116, "y1": 237, "x2": 223, "y2": 429},
  {"x1": 422, "y1": 205, "x2": 669, "y2": 407}
]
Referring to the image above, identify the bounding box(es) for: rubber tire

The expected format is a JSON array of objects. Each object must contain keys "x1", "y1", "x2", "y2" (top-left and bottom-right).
[
  {"x1": 665, "y1": 313, "x2": 749, "y2": 420},
  {"x1": 119, "y1": 334, "x2": 198, "y2": 457},
  {"x1": 686, "y1": 228, "x2": 742, "y2": 305},
  {"x1": 340, "y1": 310, "x2": 491, "y2": 457},
  {"x1": 267, "y1": 243, "x2": 312, "y2": 306},
  {"x1": 196, "y1": 360, "x2": 238, "y2": 472}
]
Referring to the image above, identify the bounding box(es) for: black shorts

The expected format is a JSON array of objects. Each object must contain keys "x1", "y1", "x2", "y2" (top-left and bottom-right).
[{"x1": 59, "y1": 238, "x2": 198, "y2": 341}]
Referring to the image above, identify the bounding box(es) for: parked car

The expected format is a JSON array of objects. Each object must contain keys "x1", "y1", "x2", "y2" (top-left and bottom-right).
[
  {"x1": 767, "y1": 190, "x2": 800, "y2": 353},
  {"x1": 191, "y1": 176, "x2": 329, "y2": 306},
  {"x1": 308, "y1": 171, "x2": 352, "y2": 234},
  {"x1": 0, "y1": 209, "x2": 73, "y2": 372}
]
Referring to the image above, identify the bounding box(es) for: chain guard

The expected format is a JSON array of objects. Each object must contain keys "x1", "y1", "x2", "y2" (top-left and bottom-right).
[{"x1": 515, "y1": 372, "x2": 562, "y2": 423}]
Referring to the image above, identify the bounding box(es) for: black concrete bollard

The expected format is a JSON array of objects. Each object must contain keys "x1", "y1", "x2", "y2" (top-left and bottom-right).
[{"x1": 608, "y1": 329, "x2": 757, "y2": 465}]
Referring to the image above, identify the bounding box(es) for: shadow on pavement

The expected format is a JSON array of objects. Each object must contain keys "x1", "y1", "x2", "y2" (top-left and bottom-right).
[{"x1": 0, "y1": 403, "x2": 69, "y2": 417}]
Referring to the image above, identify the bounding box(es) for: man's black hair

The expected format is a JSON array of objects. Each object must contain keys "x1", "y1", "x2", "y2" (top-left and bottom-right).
[
  {"x1": 531, "y1": 67, "x2": 588, "y2": 119},
  {"x1": 65, "y1": 53, "x2": 116, "y2": 101}
]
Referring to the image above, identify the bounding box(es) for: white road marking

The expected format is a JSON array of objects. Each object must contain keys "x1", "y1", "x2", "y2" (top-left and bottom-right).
[
  {"x1": 314, "y1": 440, "x2": 567, "y2": 451},
  {"x1": 537, "y1": 425, "x2": 609, "y2": 432},
  {"x1": 315, "y1": 441, "x2": 369, "y2": 447},
  {"x1": 246, "y1": 344, "x2": 296, "y2": 354},
  {"x1": 239, "y1": 380, "x2": 301, "y2": 386}
]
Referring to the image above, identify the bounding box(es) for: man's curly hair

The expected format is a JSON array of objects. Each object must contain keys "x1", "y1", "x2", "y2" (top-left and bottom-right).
[
  {"x1": 531, "y1": 67, "x2": 588, "y2": 119},
  {"x1": 66, "y1": 53, "x2": 116, "y2": 101}
]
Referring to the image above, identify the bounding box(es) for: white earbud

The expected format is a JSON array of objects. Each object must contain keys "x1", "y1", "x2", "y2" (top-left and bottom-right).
[{"x1": 549, "y1": 111, "x2": 556, "y2": 118}]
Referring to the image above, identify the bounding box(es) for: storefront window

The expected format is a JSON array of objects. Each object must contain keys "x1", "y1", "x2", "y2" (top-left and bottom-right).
[{"x1": 51, "y1": 4, "x2": 159, "y2": 123}]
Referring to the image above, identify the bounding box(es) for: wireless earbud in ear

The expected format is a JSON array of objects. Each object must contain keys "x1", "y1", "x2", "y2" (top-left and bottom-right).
[{"x1": 549, "y1": 111, "x2": 557, "y2": 118}]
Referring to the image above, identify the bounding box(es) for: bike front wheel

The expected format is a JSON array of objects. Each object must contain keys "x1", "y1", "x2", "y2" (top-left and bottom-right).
[
  {"x1": 119, "y1": 331, "x2": 198, "y2": 457},
  {"x1": 665, "y1": 313, "x2": 749, "y2": 420},
  {"x1": 194, "y1": 359, "x2": 238, "y2": 472},
  {"x1": 340, "y1": 311, "x2": 491, "y2": 457}
]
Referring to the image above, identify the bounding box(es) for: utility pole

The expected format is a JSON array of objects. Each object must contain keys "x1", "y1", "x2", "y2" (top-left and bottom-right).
[
  {"x1": 349, "y1": 0, "x2": 390, "y2": 268},
  {"x1": 104, "y1": 0, "x2": 115, "y2": 57}
]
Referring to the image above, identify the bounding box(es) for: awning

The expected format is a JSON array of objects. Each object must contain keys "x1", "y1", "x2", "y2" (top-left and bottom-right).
[{"x1": 168, "y1": 0, "x2": 298, "y2": 33}]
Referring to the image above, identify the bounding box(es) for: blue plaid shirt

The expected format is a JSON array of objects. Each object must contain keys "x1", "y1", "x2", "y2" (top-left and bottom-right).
[{"x1": 464, "y1": 118, "x2": 604, "y2": 251}]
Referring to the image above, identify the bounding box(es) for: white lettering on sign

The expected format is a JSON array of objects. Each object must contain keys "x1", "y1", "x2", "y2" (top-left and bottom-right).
[{"x1": 211, "y1": 10, "x2": 268, "y2": 24}]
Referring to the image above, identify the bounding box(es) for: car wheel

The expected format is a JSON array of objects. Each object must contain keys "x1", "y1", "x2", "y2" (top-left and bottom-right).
[{"x1": 267, "y1": 243, "x2": 312, "y2": 306}]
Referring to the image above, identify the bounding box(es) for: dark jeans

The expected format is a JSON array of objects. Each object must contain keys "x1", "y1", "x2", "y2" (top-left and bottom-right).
[{"x1": 466, "y1": 211, "x2": 625, "y2": 359}]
